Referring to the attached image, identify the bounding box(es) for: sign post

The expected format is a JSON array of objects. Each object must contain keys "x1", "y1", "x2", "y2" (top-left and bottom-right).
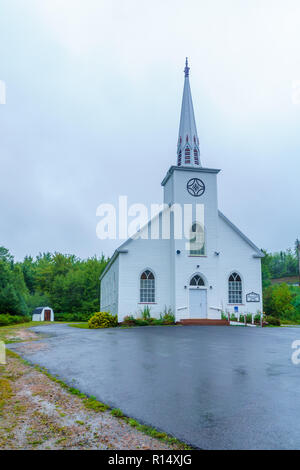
[{"x1": 0, "y1": 341, "x2": 6, "y2": 365}]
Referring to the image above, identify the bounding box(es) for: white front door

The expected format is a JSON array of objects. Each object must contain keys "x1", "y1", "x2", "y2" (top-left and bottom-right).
[{"x1": 189, "y1": 288, "x2": 207, "y2": 318}]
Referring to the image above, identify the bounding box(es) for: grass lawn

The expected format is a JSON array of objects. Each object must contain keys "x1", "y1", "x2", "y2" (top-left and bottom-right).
[
  {"x1": 67, "y1": 322, "x2": 89, "y2": 329},
  {"x1": 0, "y1": 321, "x2": 81, "y2": 344}
]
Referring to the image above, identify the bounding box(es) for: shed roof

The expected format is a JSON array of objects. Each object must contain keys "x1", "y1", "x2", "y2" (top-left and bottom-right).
[
  {"x1": 32, "y1": 306, "x2": 52, "y2": 315},
  {"x1": 32, "y1": 307, "x2": 43, "y2": 315}
]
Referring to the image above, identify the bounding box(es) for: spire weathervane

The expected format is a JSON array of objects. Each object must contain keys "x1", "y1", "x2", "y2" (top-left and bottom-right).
[
  {"x1": 177, "y1": 57, "x2": 201, "y2": 167},
  {"x1": 184, "y1": 57, "x2": 190, "y2": 77}
]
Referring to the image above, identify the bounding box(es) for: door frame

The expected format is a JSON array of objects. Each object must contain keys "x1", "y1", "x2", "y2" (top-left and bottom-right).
[
  {"x1": 188, "y1": 286, "x2": 207, "y2": 319},
  {"x1": 44, "y1": 309, "x2": 51, "y2": 321}
]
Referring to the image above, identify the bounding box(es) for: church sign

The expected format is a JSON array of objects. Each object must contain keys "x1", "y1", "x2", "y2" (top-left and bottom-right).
[{"x1": 246, "y1": 292, "x2": 260, "y2": 303}]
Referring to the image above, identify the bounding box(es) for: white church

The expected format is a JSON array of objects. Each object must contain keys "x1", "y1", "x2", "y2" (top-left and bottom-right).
[{"x1": 100, "y1": 60, "x2": 264, "y2": 323}]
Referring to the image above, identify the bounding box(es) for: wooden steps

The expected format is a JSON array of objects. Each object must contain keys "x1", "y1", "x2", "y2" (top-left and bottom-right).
[{"x1": 179, "y1": 319, "x2": 230, "y2": 326}]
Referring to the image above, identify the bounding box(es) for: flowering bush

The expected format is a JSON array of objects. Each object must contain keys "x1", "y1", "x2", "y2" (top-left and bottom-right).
[{"x1": 88, "y1": 312, "x2": 118, "y2": 329}]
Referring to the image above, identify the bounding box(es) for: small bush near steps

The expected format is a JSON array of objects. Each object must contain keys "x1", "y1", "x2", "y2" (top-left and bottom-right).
[
  {"x1": 265, "y1": 316, "x2": 281, "y2": 326},
  {"x1": 88, "y1": 312, "x2": 118, "y2": 329},
  {"x1": 122, "y1": 306, "x2": 175, "y2": 327}
]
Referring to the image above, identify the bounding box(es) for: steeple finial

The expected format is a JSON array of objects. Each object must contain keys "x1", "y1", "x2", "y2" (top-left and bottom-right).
[
  {"x1": 184, "y1": 57, "x2": 190, "y2": 77},
  {"x1": 177, "y1": 58, "x2": 201, "y2": 167}
]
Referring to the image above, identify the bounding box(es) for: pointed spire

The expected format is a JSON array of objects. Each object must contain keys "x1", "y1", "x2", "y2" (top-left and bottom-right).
[
  {"x1": 177, "y1": 58, "x2": 201, "y2": 167},
  {"x1": 184, "y1": 57, "x2": 190, "y2": 77}
]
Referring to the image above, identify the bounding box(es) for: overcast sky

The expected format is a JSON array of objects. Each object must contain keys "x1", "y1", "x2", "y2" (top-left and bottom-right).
[{"x1": 0, "y1": 0, "x2": 299, "y2": 261}]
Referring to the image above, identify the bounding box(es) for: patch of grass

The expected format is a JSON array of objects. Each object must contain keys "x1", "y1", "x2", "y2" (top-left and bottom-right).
[
  {"x1": 75, "y1": 420, "x2": 85, "y2": 425},
  {"x1": 128, "y1": 418, "x2": 139, "y2": 427},
  {"x1": 83, "y1": 397, "x2": 109, "y2": 412},
  {"x1": 110, "y1": 408, "x2": 124, "y2": 417},
  {"x1": 67, "y1": 323, "x2": 89, "y2": 329},
  {"x1": 122, "y1": 416, "x2": 190, "y2": 449},
  {"x1": 281, "y1": 319, "x2": 300, "y2": 325},
  {"x1": 0, "y1": 321, "x2": 74, "y2": 344},
  {"x1": 27, "y1": 439, "x2": 44, "y2": 446},
  {"x1": 0, "y1": 378, "x2": 13, "y2": 412},
  {"x1": 68, "y1": 387, "x2": 86, "y2": 398}
]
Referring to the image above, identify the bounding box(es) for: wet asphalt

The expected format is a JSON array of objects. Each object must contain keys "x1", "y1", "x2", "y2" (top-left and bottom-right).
[{"x1": 7, "y1": 323, "x2": 300, "y2": 449}]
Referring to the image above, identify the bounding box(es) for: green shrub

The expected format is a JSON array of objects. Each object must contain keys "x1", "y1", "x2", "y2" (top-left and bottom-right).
[
  {"x1": 134, "y1": 318, "x2": 149, "y2": 326},
  {"x1": 88, "y1": 311, "x2": 118, "y2": 329},
  {"x1": 263, "y1": 283, "x2": 295, "y2": 318},
  {"x1": 150, "y1": 318, "x2": 164, "y2": 325},
  {"x1": 54, "y1": 312, "x2": 92, "y2": 322},
  {"x1": 122, "y1": 315, "x2": 137, "y2": 326},
  {"x1": 122, "y1": 307, "x2": 175, "y2": 327},
  {"x1": 265, "y1": 316, "x2": 281, "y2": 326},
  {"x1": 140, "y1": 305, "x2": 151, "y2": 320},
  {"x1": 160, "y1": 306, "x2": 175, "y2": 325},
  {"x1": 0, "y1": 314, "x2": 30, "y2": 326},
  {"x1": 254, "y1": 313, "x2": 261, "y2": 323}
]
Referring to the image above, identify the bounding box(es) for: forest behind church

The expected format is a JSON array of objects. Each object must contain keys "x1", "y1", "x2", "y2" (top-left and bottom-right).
[
  {"x1": 0, "y1": 246, "x2": 108, "y2": 322},
  {"x1": 0, "y1": 243, "x2": 299, "y2": 325}
]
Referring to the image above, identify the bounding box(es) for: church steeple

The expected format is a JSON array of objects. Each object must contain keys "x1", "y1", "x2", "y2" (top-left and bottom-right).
[{"x1": 177, "y1": 58, "x2": 201, "y2": 167}]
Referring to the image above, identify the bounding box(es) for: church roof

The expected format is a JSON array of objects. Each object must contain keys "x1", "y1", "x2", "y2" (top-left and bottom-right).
[
  {"x1": 100, "y1": 209, "x2": 264, "y2": 282},
  {"x1": 218, "y1": 211, "x2": 264, "y2": 258},
  {"x1": 177, "y1": 58, "x2": 201, "y2": 168}
]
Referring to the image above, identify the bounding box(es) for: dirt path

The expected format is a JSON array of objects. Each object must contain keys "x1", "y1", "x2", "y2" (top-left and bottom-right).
[{"x1": 0, "y1": 353, "x2": 182, "y2": 450}]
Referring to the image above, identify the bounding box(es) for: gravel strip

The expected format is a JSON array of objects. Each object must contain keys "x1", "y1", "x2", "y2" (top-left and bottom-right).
[{"x1": 0, "y1": 355, "x2": 180, "y2": 450}]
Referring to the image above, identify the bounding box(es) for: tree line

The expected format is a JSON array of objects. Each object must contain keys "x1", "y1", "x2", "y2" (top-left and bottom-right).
[
  {"x1": 0, "y1": 242, "x2": 299, "y2": 319},
  {"x1": 0, "y1": 246, "x2": 108, "y2": 317},
  {"x1": 261, "y1": 240, "x2": 299, "y2": 288}
]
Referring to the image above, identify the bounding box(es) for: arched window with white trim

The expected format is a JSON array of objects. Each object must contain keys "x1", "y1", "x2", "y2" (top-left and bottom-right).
[
  {"x1": 189, "y1": 222, "x2": 205, "y2": 256},
  {"x1": 140, "y1": 270, "x2": 155, "y2": 303},
  {"x1": 228, "y1": 272, "x2": 242, "y2": 304}
]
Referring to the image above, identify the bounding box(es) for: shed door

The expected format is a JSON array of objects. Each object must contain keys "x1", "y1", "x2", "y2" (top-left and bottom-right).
[
  {"x1": 44, "y1": 309, "x2": 51, "y2": 321},
  {"x1": 189, "y1": 289, "x2": 207, "y2": 318}
]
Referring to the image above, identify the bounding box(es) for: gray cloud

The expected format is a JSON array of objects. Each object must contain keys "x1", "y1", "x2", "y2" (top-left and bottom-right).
[{"x1": 0, "y1": 0, "x2": 299, "y2": 260}]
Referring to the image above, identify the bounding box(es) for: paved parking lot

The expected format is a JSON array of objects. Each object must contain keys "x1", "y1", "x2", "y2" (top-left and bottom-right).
[{"x1": 8, "y1": 323, "x2": 300, "y2": 449}]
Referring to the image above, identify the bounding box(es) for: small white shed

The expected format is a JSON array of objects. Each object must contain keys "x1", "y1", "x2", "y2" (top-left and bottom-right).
[{"x1": 32, "y1": 307, "x2": 54, "y2": 322}]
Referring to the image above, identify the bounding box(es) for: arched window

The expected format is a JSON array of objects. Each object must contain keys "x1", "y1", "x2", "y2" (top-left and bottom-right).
[
  {"x1": 190, "y1": 274, "x2": 205, "y2": 286},
  {"x1": 194, "y1": 148, "x2": 199, "y2": 165},
  {"x1": 140, "y1": 270, "x2": 155, "y2": 303},
  {"x1": 228, "y1": 273, "x2": 242, "y2": 304},
  {"x1": 185, "y1": 147, "x2": 191, "y2": 164},
  {"x1": 178, "y1": 150, "x2": 182, "y2": 166},
  {"x1": 189, "y1": 222, "x2": 205, "y2": 255}
]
